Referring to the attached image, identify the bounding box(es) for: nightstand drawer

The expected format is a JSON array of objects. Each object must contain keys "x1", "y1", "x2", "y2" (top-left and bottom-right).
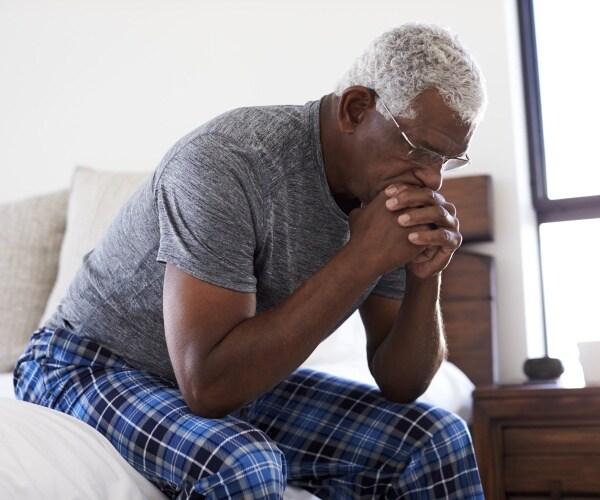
[
  {"x1": 504, "y1": 456, "x2": 600, "y2": 493},
  {"x1": 504, "y1": 426, "x2": 600, "y2": 455},
  {"x1": 503, "y1": 426, "x2": 600, "y2": 494}
]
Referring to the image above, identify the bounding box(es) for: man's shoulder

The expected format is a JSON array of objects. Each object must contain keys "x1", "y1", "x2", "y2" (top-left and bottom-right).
[
  {"x1": 154, "y1": 100, "x2": 322, "y2": 197},
  {"x1": 203, "y1": 102, "x2": 316, "y2": 137},
  {"x1": 177, "y1": 101, "x2": 318, "y2": 161}
]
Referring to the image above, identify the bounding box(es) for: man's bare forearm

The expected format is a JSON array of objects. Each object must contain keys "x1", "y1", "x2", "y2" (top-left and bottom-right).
[{"x1": 369, "y1": 272, "x2": 447, "y2": 403}]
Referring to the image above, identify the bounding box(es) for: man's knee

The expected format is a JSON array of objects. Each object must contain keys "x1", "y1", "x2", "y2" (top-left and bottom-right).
[
  {"x1": 231, "y1": 436, "x2": 287, "y2": 486},
  {"x1": 189, "y1": 427, "x2": 287, "y2": 498},
  {"x1": 396, "y1": 401, "x2": 469, "y2": 438}
]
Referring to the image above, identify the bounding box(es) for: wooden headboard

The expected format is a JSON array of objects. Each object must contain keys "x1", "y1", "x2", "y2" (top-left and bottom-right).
[{"x1": 438, "y1": 175, "x2": 497, "y2": 387}]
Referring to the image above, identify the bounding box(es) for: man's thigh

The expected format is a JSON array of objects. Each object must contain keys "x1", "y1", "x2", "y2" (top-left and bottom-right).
[
  {"x1": 247, "y1": 368, "x2": 435, "y2": 461},
  {"x1": 61, "y1": 367, "x2": 287, "y2": 496},
  {"x1": 245, "y1": 368, "x2": 479, "y2": 498}
]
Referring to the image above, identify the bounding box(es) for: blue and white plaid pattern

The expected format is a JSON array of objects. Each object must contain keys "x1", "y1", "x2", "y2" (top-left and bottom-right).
[{"x1": 15, "y1": 328, "x2": 483, "y2": 499}]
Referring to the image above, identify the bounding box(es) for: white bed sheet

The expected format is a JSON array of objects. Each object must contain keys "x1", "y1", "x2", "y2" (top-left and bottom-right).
[
  {"x1": 0, "y1": 374, "x2": 318, "y2": 499},
  {"x1": 0, "y1": 397, "x2": 167, "y2": 499}
]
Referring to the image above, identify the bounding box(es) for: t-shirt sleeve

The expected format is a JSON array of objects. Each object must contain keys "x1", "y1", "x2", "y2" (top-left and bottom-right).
[
  {"x1": 154, "y1": 135, "x2": 261, "y2": 293},
  {"x1": 370, "y1": 266, "x2": 406, "y2": 300}
]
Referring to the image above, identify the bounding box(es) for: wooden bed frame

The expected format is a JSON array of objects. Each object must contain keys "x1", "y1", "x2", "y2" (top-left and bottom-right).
[{"x1": 438, "y1": 175, "x2": 497, "y2": 387}]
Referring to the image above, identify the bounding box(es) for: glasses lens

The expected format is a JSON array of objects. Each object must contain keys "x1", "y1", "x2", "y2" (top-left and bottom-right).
[
  {"x1": 407, "y1": 148, "x2": 443, "y2": 167},
  {"x1": 442, "y1": 158, "x2": 470, "y2": 171}
]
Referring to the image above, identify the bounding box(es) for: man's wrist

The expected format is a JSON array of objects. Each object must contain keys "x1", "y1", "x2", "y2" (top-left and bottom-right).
[{"x1": 403, "y1": 269, "x2": 442, "y2": 305}]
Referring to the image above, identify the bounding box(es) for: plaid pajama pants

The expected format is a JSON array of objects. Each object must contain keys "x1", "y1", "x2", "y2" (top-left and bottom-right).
[{"x1": 14, "y1": 328, "x2": 483, "y2": 499}]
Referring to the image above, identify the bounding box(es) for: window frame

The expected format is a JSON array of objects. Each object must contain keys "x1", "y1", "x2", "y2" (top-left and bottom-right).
[{"x1": 518, "y1": 0, "x2": 600, "y2": 224}]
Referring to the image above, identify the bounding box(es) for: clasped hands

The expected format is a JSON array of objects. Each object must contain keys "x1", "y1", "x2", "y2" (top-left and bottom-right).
[
  {"x1": 384, "y1": 182, "x2": 462, "y2": 278},
  {"x1": 348, "y1": 183, "x2": 462, "y2": 279}
]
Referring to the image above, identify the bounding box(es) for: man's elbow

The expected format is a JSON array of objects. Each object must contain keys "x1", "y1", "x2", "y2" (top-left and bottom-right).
[
  {"x1": 378, "y1": 379, "x2": 431, "y2": 405},
  {"x1": 180, "y1": 383, "x2": 241, "y2": 419}
]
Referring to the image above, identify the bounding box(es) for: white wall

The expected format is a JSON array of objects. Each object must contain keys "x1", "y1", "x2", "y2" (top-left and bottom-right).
[{"x1": 0, "y1": 0, "x2": 542, "y2": 383}]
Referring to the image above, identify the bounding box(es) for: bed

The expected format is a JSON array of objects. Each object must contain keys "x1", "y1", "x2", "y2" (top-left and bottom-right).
[{"x1": 0, "y1": 171, "x2": 496, "y2": 499}]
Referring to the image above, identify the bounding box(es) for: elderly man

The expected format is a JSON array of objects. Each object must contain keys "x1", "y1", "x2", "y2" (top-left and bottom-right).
[{"x1": 16, "y1": 22, "x2": 486, "y2": 499}]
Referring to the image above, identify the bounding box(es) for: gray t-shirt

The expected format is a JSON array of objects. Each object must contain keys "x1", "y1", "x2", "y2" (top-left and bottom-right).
[{"x1": 47, "y1": 100, "x2": 406, "y2": 381}]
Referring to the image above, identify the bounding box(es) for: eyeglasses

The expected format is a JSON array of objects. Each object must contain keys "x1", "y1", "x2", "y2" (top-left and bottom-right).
[{"x1": 377, "y1": 96, "x2": 470, "y2": 172}]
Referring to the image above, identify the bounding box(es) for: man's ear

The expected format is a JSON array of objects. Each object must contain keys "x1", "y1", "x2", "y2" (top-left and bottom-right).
[{"x1": 337, "y1": 86, "x2": 376, "y2": 134}]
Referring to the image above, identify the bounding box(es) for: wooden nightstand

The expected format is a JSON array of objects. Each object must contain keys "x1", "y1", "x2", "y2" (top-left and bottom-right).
[{"x1": 472, "y1": 384, "x2": 600, "y2": 499}]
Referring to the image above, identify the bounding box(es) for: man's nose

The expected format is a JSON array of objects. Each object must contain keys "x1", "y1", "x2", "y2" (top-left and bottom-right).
[{"x1": 414, "y1": 163, "x2": 443, "y2": 191}]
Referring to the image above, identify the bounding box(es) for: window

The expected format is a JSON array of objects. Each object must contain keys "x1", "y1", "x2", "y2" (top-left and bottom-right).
[{"x1": 519, "y1": 0, "x2": 600, "y2": 384}]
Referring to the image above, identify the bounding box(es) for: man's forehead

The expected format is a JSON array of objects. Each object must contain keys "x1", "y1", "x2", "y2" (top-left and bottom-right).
[{"x1": 405, "y1": 89, "x2": 473, "y2": 154}]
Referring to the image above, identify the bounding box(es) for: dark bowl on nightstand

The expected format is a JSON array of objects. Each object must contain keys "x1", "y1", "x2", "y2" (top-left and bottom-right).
[{"x1": 524, "y1": 356, "x2": 565, "y2": 381}]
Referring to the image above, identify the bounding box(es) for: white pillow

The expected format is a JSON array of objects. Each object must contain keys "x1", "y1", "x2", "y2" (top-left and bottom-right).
[
  {"x1": 0, "y1": 399, "x2": 167, "y2": 500},
  {"x1": 0, "y1": 191, "x2": 68, "y2": 371},
  {"x1": 41, "y1": 167, "x2": 150, "y2": 323},
  {"x1": 302, "y1": 310, "x2": 366, "y2": 367},
  {"x1": 303, "y1": 311, "x2": 475, "y2": 422}
]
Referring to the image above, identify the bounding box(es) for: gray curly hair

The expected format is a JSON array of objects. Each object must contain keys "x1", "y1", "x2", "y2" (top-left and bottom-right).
[{"x1": 334, "y1": 23, "x2": 487, "y2": 126}]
